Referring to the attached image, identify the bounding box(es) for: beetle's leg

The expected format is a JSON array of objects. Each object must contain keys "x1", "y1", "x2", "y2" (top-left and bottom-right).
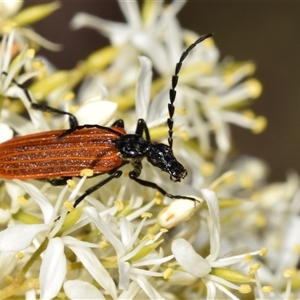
[
  {"x1": 47, "y1": 177, "x2": 72, "y2": 186},
  {"x1": 129, "y1": 161, "x2": 198, "y2": 202},
  {"x1": 56, "y1": 125, "x2": 94, "y2": 139},
  {"x1": 2, "y1": 71, "x2": 79, "y2": 129},
  {"x1": 30, "y1": 101, "x2": 79, "y2": 129},
  {"x1": 129, "y1": 172, "x2": 197, "y2": 202},
  {"x1": 73, "y1": 170, "x2": 122, "y2": 208},
  {"x1": 111, "y1": 119, "x2": 124, "y2": 128},
  {"x1": 56, "y1": 124, "x2": 123, "y2": 140},
  {"x1": 135, "y1": 119, "x2": 150, "y2": 141}
]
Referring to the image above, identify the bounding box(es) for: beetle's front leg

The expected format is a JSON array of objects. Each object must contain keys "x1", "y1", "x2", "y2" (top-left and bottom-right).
[{"x1": 135, "y1": 119, "x2": 151, "y2": 141}]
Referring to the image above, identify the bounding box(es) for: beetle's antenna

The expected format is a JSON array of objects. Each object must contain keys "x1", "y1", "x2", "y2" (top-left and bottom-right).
[{"x1": 168, "y1": 33, "x2": 213, "y2": 149}]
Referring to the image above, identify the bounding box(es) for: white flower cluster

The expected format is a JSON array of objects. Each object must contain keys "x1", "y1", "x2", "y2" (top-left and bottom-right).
[{"x1": 0, "y1": 1, "x2": 298, "y2": 299}]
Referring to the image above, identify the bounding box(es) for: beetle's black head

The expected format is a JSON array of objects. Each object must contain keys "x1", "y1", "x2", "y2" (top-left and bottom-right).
[{"x1": 146, "y1": 143, "x2": 187, "y2": 182}]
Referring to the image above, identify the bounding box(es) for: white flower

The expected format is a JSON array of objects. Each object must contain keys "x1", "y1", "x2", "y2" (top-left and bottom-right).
[
  {"x1": 84, "y1": 206, "x2": 173, "y2": 299},
  {"x1": 71, "y1": 0, "x2": 187, "y2": 76},
  {"x1": 0, "y1": 177, "x2": 117, "y2": 299},
  {"x1": 171, "y1": 189, "x2": 261, "y2": 299},
  {"x1": 71, "y1": 0, "x2": 264, "y2": 155},
  {"x1": 0, "y1": 1, "x2": 61, "y2": 51},
  {"x1": 0, "y1": 30, "x2": 50, "y2": 132}
]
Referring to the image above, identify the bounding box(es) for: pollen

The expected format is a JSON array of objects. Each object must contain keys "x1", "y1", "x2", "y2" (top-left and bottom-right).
[
  {"x1": 32, "y1": 59, "x2": 44, "y2": 70},
  {"x1": 240, "y1": 174, "x2": 254, "y2": 189},
  {"x1": 242, "y1": 62, "x2": 256, "y2": 76},
  {"x1": 2, "y1": 21, "x2": 17, "y2": 34},
  {"x1": 64, "y1": 201, "x2": 74, "y2": 212},
  {"x1": 163, "y1": 268, "x2": 174, "y2": 279},
  {"x1": 252, "y1": 116, "x2": 267, "y2": 134},
  {"x1": 250, "y1": 263, "x2": 261, "y2": 271},
  {"x1": 80, "y1": 168, "x2": 94, "y2": 177},
  {"x1": 249, "y1": 263, "x2": 261, "y2": 276},
  {"x1": 27, "y1": 48, "x2": 35, "y2": 59},
  {"x1": 239, "y1": 284, "x2": 252, "y2": 294},
  {"x1": 114, "y1": 200, "x2": 124, "y2": 211},
  {"x1": 242, "y1": 109, "x2": 255, "y2": 119},
  {"x1": 63, "y1": 91, "x2": 75, "y2": 102},
  {"x1": 262, "y1": 286, "x2": 274, "y2": 293},
  {"x1": 17, "y1": 252, "x2": 25, "y2": 259},
  {"x1": 179, "y1": 131, "x2": 190, "y2": 141},
  {"x1": 31, "y1": 60, "x2": 47, "y2": 79},
  {"x1": 244, "y1": 253, "x2": 254, "y2": 263},
  {"x1": 154, "y1": 192, "x2": 163, "y2": 204},
  {"x1": 100, "y1": 241, "x2": 110, "y2": 249},
  {"x1": 283, "y1": 269, "x2": 293, "y2": 278},
  {"x1": 177, "y1": 108, "x2": 186, "y2": 116},
  {"x1": 259, "y1": 246, "x2": 268, "y2": 256},
  {"x1": 256, "y1": 213, "x2": 267, "y2": 228},
  {"x1": 245, "y1": 78, "x2": 262, "y2": 99},
  {"x1": 67, "y1": 179, "x2": 76, "y2": 190},
  {"x1": 146, "y1": 232, "x2": 155, "y2": 240},
  {"x1": 141, "y1": 212, "x2": 152, "y2": 219},
  {"x1": 17, "y1": 196, "x2": 27, "y2": 205},
  {"x1": 200, "y1": 162, "x2": 215, "y2": 176}
]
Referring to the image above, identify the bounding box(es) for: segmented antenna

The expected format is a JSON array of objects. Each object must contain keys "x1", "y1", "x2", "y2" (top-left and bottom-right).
[{"x1": 168, "y1": 33, "x2": 213, "y2": 149}]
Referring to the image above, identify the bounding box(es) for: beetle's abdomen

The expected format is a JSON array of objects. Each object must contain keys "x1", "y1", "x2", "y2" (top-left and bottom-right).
[{"x1": 0, "y1": 127, "x2": 126, "y2": 179}]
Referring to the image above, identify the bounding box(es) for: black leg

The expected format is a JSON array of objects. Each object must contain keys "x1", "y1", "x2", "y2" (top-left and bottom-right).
[
  {"x1": 129, "y1": 171, "x2": 198, "y2": 202},
  {"x1": 2, "y1": 71, "x2": 79, "y2": 129},
  {"x1": 47, "y1": 177, "x2": 71, "y2": 186},
  {"x1": 73, "y1": 170, "x2": 122, "y2": 208},
  {"x1": 135, "y1": 119, "x2": 150, "y2": 141},
  {"x1": 56, "y1": 124, "x2": 124, "y2": 140},
  {"x1": 30, "y1": 102, "x2": 79, "y2": 129},
  {"x1": 111, "y1": 119, "x2": 124, "y2": 128}
]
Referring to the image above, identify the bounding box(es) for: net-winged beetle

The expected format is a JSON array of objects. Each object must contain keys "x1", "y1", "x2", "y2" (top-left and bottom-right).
[{"x1": 0, "y1": 33, "x2": 213, "y2": 208}]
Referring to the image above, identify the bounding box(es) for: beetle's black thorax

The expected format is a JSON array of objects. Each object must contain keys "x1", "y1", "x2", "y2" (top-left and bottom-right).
[{"x1": 113, "y1": 134, "x2": 150, "y2": 160}]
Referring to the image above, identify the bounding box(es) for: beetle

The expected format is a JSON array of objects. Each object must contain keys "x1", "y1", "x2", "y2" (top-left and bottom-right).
[{"x1": 0, "y1": 33, "x2": 213, "y2": 209}]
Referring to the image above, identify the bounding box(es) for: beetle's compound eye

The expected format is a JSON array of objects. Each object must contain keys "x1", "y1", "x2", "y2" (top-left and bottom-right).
[{"x1": 170, "y1": 169, "x2": 187, "y2": 182}]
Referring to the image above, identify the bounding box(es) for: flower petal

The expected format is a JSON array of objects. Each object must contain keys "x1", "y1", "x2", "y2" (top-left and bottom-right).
[
  {"x1": 135, "y1": 56, "x2": 152, "y2": 121},
  {"x1": 131, "y1": 273, "x2": 165, "y2": 299},
  {"x1": 64, "y1": 280, "x2": 105, "y2": 300},
  {"x1": 172, "y1": 238, "x2": 211, "y2": 277},
  {"x1": 40, "y1": 238, "x2": 67, "y2": 300},
  {"x1": 0, "y1": 224, "x2": 48, "y2": 252},
  {"x1": 14, "y1": 180, "x2": 54, "y2": 224},
  {"x1": 0, "y1": 209, "x2": 11, "y2": 225},
  {"x1": 70, "y1": 12, "x2": 130, "y2": 45},
  {"x1": 118, "y1": 0, "x2": 141, "y2": 28},
  {"x1": 0, "y1": 123, "x2": 13, "y2": 143},
  {"x1": 65, "y1": 237, "x2": 117, "y2": 299},
  {"x1": 201, "y1": 189, "x2": 221, "y2": 262},
  {"x1": 84, "y1": 207, "x2": 125, "y2": 257},
  {"x1": 119, "y1": 261, "x2": 131, "y2": 290},
  {"x1": 75, "y1": 99, "x2": 117, "y2": 126},
  {"x1": 6, "y1": 85, "x2": 49, "y2": 131},
  {"x1": 202, "y1": 278, "x2": 217, "y2": 300},
  {"x1": 4, "y1": 181, "x2": 25, "y2": 214}
]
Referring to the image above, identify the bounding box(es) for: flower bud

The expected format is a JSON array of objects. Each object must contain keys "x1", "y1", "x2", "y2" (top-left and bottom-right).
[
  {"x1": 12, "y1": 2, "x2": 61, "y2": 27},
  {"x1": 158, "y1": 198, "x2": 201, "y2": 229}
]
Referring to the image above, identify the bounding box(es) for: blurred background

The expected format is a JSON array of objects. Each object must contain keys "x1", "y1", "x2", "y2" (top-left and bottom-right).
[{"x1": 23, "y1": 0, "x2": 300, "y2": 182}]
